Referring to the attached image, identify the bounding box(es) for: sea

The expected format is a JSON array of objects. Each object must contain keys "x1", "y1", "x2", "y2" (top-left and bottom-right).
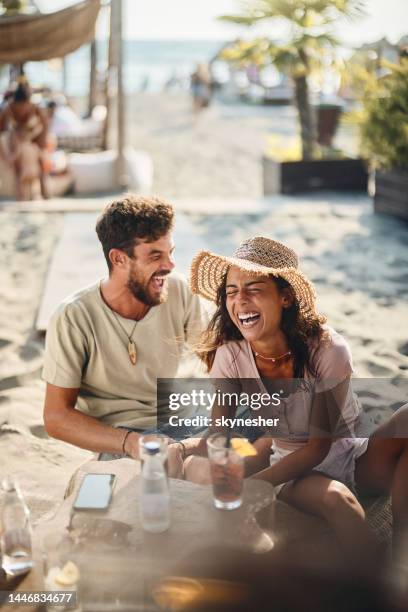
[{"x1": 1, "y1": 40, "x2": 224, "y2": 96}]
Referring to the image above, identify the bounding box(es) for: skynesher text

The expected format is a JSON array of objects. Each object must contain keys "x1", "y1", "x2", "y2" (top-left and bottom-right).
[{"x1": 168, "y1": 415, "x2": 280, "y2": 428}]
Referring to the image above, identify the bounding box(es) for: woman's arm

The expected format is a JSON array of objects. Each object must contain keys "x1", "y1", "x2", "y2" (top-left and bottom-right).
[
  {"x1": 178, "y1": 367, "x2": 243, "y2": 457},
  {"x1": 244, "y1": 436, "x2": 273, "y2": 476},
  {"x1": 174, "y1": 395, "x2": 239, "y2": 459},
  {"x1": 174, "y1": 435, "x2": 206, "y2": 459},
  {"x1": 33, "y1": 106, "x2": 48, "y2": 148},
  {"x1": 250, "y1": 438, "x2": 331, "y2": 485},
  {"x1": 251, "y1": 383, "x2": 334, "y2": 485}
]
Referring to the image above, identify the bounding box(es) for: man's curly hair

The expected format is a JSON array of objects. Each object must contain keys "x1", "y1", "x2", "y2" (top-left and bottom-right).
[{"x1": 96, "y1": 194, "x2": 174, "y2": 270}]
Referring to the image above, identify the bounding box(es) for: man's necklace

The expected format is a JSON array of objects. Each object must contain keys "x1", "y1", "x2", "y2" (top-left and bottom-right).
[
  {"x1": 112, "y1": 311, "x2": 138, "y2": 365},
  {"x1": 253, "y1": 349, "x2": 292, "y2": 363}
]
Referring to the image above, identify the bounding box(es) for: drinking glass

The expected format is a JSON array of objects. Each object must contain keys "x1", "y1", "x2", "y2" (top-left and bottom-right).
[{"x1": 206, "y1": 433, "x2": 244, "y2": 510}]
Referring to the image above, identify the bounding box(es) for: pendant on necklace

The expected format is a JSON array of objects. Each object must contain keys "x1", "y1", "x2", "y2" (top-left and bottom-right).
[{"x1": 128, "y1": 340, "x2": 137, "y2": 365}]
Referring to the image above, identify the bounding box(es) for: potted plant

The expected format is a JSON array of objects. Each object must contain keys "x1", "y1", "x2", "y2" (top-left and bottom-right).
[
  {"x1": 0, "y1": 0, "x2": 29, "y2": 15},
  {"x1": 219, "y1": 0, "x2": 368, "y2": 194},
  {"x1": 360, "y1": 59, "x2": 408, "y2": 220},
  {"x1": 262, "y1": 135, "x2": 367, "y2": 194}
]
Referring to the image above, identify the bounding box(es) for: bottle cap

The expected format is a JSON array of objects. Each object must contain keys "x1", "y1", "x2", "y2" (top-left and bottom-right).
[{"x1": 144, "y1": 441, "x2": 160, "y2": 455}]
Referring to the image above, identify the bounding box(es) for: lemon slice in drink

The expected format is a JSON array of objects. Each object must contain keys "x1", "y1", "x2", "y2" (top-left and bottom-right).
[
  {"x1": 55, "y1": 561, "x2": 80, "y2": 586},
  {"x1": 230, "y1": 438, "x2": 257, "y2": 457}
]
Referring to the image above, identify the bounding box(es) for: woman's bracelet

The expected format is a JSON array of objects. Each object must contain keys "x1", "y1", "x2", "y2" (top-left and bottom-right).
[
  {"x1": 178, "y1": 440, "x2": 187, "y2": 460},
  {"x1": 121, "y1": 429, "x2": 133, "y2": 456}
]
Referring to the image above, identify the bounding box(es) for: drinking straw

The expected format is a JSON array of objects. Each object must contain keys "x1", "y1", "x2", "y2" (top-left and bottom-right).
[{"x1": 226, "y1": 401, "x2": 233, "y2": 448}]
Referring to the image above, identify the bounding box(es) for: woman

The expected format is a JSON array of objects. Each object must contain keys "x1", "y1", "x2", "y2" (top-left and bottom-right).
[
  {"x1": 176, "y1": 236, "x2": 408, "y2": 560},
  {"x1": 0, "y1": 81, "x2": 48, "y2": 200}
]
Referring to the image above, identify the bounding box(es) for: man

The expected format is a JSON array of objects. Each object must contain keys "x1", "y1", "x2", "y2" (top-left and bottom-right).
[{"x1": 43, "y1": 194, "x2": 205, "y2": 465}]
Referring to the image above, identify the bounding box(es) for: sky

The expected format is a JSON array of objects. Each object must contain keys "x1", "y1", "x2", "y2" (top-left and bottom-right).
[{"x1": 36, "y1": 0, "x2": 408, "y2": 46}]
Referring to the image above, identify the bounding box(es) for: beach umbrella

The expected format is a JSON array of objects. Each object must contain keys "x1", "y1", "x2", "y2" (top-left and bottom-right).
[{"x1": 0, "y1": 0, "x2": 101, "y2": 63}]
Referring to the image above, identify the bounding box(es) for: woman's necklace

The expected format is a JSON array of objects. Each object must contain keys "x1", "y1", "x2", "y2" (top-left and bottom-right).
[
  {"x1": 253, "y1": 348, "x2": 292, "y2": 363},
  {"x1": 112, "y1": 311, "x2": 138, "y2": 365}
]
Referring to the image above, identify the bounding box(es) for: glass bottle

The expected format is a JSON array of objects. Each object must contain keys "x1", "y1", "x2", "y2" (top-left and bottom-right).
[
  {"x1": 0, "y1": 478, "x2": 33, "y2": 576},
  {"x1": 140, "y1": 444, "x2": 170, "y2": 533}
]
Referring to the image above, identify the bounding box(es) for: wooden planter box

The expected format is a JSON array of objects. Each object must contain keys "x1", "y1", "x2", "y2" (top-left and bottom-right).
[
  {"x1": 374, "y1": 169, "x2": 408, "y2": 221},
  {"x1": 263, "y1": 157, "x2": 368, "y2": 195}
]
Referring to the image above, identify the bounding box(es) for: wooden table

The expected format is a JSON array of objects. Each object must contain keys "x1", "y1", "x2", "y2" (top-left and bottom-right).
[{"x1": 4, "y1": 459, "x2": 276, "y2": 611}]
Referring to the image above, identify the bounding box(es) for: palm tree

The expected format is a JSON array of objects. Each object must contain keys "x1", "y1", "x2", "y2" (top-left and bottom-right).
[
  {"x1": 0, "y1": 1, "x2": 27, "y2": 14},
  {"x1": 0, "y1": 1, "x2": 38, "y2": 16},
  {"x1": 219, "y1": 0, "x2": 365, "y2": 160}
]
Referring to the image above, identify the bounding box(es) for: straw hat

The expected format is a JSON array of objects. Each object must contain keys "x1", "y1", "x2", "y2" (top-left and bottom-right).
[{"x1": 190, "y1": 236, "x2": 320, "y2": 319}]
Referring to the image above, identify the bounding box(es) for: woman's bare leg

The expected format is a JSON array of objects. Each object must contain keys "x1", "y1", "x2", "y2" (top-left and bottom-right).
[
  {"x1": 355, "y1": 403, "x2": 408, "y2": 554},
  {"x1": 9, "y1": 142, "x2": 24, "y2": 200},
  {"x1": 13, "y1": 164, "x2": 24, "y2": 201},
  {"x1": 279, "y1": 473, "x2": 380, "y2": 565},
  {"x1": 39, "y1": 171, "x2": 49, "y2": 199}
]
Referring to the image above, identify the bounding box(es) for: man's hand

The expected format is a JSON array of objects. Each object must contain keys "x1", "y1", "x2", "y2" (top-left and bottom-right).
[
  {"x1": 167, "y1": 443, "x2": 185, "y2": 479},
  {"x1": 123, "y1": 431, "x2": 140, "y2": 459}
]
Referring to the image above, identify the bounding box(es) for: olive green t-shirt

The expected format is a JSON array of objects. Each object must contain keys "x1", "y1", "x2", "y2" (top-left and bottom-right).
[{"x1": 42, "y1": 273, "x2": 206, "y2": 429}]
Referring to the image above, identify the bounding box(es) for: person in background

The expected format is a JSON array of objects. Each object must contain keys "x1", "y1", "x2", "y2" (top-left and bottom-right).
[
  {"x1": 190, "y1": 63, "x2": 212, "y2": 119},
  {"x1": 0, "y1": 79, "x2": 48, "y2": 200},
  {"x1": 0, "y1": 89, "x2": 14, "y2": 112}
]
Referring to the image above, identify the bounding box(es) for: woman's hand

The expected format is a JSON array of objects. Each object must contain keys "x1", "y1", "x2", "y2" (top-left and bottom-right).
[
  {"x1": 244, "y1": 436, "x2": 272, "y2": 476},
  {"x1": 167, "y1": 443, "x2": 185, "y2": 479},
  {"x1": 250, "y1": 438, "x2": 332, "y2": 485},
  {"x1": 184, "y1": 456, "x2": 212, "y2": 485}
]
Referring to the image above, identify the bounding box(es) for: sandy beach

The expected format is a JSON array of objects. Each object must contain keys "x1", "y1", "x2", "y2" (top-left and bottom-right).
[{"x1": 1, "y1": 92, "x2": 407, "y2": 525}]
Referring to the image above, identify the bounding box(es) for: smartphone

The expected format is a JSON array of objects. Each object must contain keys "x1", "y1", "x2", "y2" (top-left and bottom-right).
[{"x1": 73, "y1": 473, "x2": 116, "y2": 511}]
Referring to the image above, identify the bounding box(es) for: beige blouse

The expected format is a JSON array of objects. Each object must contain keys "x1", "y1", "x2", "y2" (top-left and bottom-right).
[{"x1": 209, "y1": 326, "x2": 361, "y2": 450}]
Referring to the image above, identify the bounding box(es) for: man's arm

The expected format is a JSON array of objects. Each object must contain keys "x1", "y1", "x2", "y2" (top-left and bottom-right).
[{"x1": 43, "y1": 383, "x2": 140, "y2": 458}]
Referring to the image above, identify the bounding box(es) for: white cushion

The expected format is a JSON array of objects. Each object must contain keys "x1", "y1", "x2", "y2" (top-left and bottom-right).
[{"x1": 68, "y1": 147, "x2": 153, "y2": 194}]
